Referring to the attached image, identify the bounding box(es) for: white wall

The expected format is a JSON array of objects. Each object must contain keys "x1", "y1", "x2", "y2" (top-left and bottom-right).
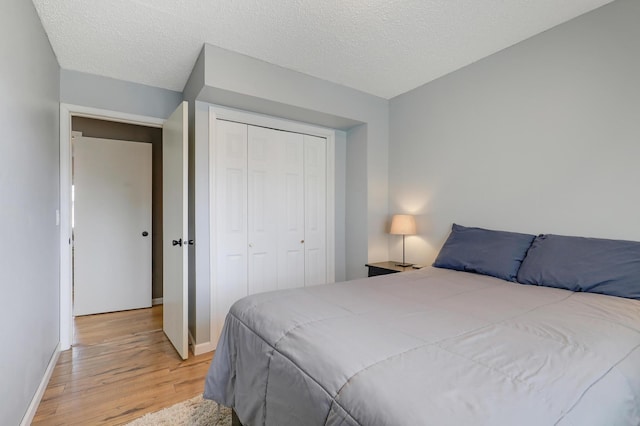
[
  {"x1": 389, "y1": 0, "x2": 640, "y2": 265},
  {"x1": 0, "y1": 1, "x2": 60, "y2": 424}
]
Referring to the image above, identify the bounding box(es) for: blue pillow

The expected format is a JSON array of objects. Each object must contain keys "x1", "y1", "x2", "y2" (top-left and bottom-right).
[
  {"x1": 433, "y1": 224, "x2": 535, "y2": 282},
  {"x1": 517, "y1": 234, "x2": 640, "y2": 299}
]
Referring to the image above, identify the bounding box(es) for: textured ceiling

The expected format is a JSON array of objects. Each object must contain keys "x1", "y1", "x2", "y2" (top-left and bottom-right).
[{"x1": 33, "y1": 0, "x2": 614, "y2": 99}]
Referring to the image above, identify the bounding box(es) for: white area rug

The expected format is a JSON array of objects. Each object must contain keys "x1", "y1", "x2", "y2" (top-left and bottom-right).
[{"x1": 127, "y1": 395, "x2": 231, "y2": 426}]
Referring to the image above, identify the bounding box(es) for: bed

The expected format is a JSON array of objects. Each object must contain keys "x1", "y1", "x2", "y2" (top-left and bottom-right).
[{"x1": 204, "y1": 225, "x2": 640, "y2": 425}]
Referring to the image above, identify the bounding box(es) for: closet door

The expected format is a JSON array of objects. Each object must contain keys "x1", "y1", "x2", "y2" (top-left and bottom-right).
[
  {"x1": 248, "y1": 126, "x2": 305, "y2": 292},
  {"x1": 214, "y1": 120, "x2": 248, "y2": 338},
  {"x1": 304, "y1": 135, "x2": 327, "y2": 286},
  {"x1": 247, "y1": 126, "x2": 280, "y2": 294},
  {"x1": 277, "y1": 131, "x2": 305, "y2": 290}
]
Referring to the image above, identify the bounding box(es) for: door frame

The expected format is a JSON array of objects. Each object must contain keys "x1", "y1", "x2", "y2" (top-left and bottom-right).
[
  {"x1": 59, "y1": 103, "x2": 164, "y2": 350},
  {"x1": 207, "y1": 105, "x2": 336, "y2": 350}
]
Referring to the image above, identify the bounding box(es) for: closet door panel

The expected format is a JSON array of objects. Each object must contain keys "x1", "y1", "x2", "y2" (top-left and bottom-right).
[
  {"x1": 304, "y1": 135, "x2": 327, "y2": 286},
  {"x1": 278, "y1": 132, "x2": 305, "y2": 289},
  {"x1": 248, "y1": 126, "x2": 279, "y2": 294},
  {"x1": 214, "y1": 120, "x2": 248, "y2": 338}
]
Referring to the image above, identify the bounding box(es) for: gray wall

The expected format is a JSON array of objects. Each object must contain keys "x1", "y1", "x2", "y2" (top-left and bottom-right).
[
  {"x1": 60, "y1": 69, "x2": 182, "y2": 119},
  {"x1": 389, "y1": 0, "x2": 640, "y2": 265},
  {"x1": 0, "y1": 1, "x2": 60, "y2": 424},
  {"x1": 190, "y1": 100, "x2": 210, "y2": 342},
  {"x1": 334, "y1": 130, "x2": 347, "y2": 282},
  {"x1": 345, "y1": 124, "x2": 369, "y2": 279},
  {"x1": 200, "y1": 44, "x2": 390, "y2": 280},
  {"x1": 184, "y1": 44, "x2": 388, "y2": 345}
]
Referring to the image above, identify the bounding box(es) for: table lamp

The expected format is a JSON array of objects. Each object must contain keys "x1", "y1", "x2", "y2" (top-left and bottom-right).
[{"x1": 390, "y1": 214, "x2": 416, "y2": 267}]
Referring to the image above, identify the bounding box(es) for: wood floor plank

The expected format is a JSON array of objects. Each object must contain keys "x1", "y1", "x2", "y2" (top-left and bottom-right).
[{"x1": 32, "y1": 306, "x2": 214, "y2": 425}]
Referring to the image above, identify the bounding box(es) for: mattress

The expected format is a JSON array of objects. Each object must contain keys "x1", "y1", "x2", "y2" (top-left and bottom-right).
[{"x1": 204, "y1": 267, "x2": 640, "y2": 425}]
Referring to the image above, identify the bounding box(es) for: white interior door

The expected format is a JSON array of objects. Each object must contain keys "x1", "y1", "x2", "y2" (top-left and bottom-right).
[
  {"x1": 73, "y1": 136, "x2": 152, "y2": 316},
  {"x1": 162, "y1": 101, "x2": 189, "y2": 360}
]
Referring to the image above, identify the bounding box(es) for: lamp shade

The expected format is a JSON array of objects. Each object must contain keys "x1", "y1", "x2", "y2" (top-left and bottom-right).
[{"x1": 390, "y1": 214, "x2": 416, "y2": 235}]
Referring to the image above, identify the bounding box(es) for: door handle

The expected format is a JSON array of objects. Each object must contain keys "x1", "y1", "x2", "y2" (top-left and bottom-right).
[
  {"x1": 142, "y1": 231, "x2": 149, "y2": 237},
  {"x1": 187, "y1": 240, "x2": 194, "y2": 245},
  {"x1": 172, "y1": 238, "x2": 182, "y2": 247}
]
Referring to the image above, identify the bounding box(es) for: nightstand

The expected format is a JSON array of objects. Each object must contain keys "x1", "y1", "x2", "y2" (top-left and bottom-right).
[{"x1": 365, "y1": 261, "x2": 418, "y2": 277}]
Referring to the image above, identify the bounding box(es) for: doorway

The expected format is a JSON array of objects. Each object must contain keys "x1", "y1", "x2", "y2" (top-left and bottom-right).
[
  {"x1": 59, "y1": 105, "x2": 165, "y2": 351},
  {"x1": 71, "y1": 117, "x2": 163, "y2": 317},
  {"x1": 60, "y1": 102, "x2": 190, "y2": 360}
]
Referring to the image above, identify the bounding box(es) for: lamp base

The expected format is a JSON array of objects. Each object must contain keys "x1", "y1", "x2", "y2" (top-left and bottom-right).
[{"x1": 394, "y1": 262, "x2": 414, "y2": 267}]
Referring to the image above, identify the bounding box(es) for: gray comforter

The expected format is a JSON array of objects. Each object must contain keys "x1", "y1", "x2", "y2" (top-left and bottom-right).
[{"x1": 204, "y1": 267, "x2": 640, "y2": 425}]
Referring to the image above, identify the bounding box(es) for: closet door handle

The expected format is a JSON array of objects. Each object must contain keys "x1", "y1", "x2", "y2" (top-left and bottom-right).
[{"x1": 172, "y1": 238, "x2": 182, "y2": 247}]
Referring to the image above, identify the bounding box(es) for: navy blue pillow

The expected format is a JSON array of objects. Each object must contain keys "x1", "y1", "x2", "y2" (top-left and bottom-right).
[
  {"x1": 433, "y1": 224, "x2": 535, "y2": 282},
  {"x1": 517, "y1": 234, "x2": 640, "y2": 299}
]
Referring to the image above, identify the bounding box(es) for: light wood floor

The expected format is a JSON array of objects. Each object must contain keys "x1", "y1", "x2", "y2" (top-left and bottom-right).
[{"x1": 32, "y1": 306, "x2": 214, "y2": 425}]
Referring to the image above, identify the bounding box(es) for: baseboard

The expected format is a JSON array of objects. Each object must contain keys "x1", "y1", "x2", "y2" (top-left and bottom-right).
[
  {"x1": 152, "y1": 298, "x2": 163, "y2": 306},
  {"x1": 21, "y1": 342, "x2": 61, "y2": 426},
  {"x1": 189, "y1": 330, "x2": 216, "y2": 356}
]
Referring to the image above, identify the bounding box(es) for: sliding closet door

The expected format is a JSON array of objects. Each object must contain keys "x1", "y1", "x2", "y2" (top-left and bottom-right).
[
  {"x1": 213, "y1": 120, "x2": 248, "y2": 338},
  {"x1": 304, "y1": 135, "x2": 327, "y2": 286}
]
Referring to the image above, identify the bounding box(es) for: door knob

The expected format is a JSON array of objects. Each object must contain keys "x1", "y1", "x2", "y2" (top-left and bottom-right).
[
  {"x1": 172, "y1": 238, "x2": 182, "y2": 247},
  {"x1": 300, "y1": 240, "x2": 304, "y2": 244},
  {"x1": 142, "y1": 231, "x2": 149, "y2": 237},
  {"x1": 187, "y1": 240, "x2": 194, "y2": 245}
]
